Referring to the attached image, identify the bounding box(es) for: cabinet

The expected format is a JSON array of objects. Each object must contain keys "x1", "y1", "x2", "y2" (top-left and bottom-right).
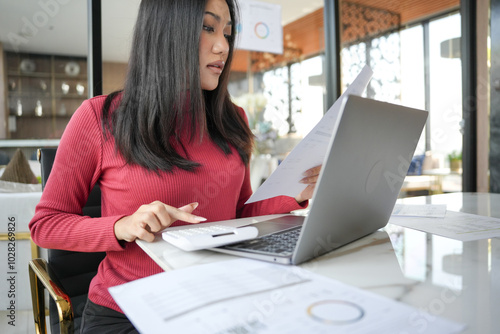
[{"x1": 5, "y1": 52, "x2": 87, "y2": 139}]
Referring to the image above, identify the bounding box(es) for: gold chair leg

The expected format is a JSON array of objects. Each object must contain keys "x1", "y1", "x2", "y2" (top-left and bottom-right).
[
  {"x1": 29, "y1": 259, "x2": 75, "y2": 334},
  {"x1": 57, "y1": 300, "x2": 75, "y2": 334},
  {"x1": 29, "y1": 260, "x2": 47, "y2": 334}
]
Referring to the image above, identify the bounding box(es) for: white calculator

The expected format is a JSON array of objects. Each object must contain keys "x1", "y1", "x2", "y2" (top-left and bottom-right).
[{"x1": 162, "y1": 224, "x2": 258, "y2": 251}]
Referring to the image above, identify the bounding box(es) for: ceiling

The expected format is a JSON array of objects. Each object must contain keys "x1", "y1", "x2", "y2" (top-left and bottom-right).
[{"x1": 0, "y1": 0, "x2": 324, "y2": 63}]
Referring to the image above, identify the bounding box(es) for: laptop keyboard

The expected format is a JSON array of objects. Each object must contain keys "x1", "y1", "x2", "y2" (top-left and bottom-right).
[{"x1": 223, "y1": 226, "x2": 302, "y2": 256}]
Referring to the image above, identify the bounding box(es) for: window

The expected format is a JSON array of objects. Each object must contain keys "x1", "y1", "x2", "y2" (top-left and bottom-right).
[{"x1": 340, "y1": 7, "x2": 463, "y2": 194}]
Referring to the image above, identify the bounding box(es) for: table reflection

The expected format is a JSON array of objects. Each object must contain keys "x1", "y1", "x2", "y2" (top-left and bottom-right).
[{"x1": 386, "y1": 192, "x2": 500, "y2": 333}]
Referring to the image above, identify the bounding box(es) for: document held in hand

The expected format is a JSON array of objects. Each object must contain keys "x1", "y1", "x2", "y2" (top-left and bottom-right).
[{"x1": 246, "y1": 65, "x2": 373, "y2": 204}]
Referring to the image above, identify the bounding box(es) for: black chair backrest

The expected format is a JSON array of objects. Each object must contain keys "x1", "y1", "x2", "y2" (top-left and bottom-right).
[{"x1": 38, "y1": 148, "x2": 106, "y2": 334}]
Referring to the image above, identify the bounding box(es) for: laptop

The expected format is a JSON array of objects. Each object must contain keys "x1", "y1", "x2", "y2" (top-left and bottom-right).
[{"x1": 167, "y1": 95, "x2": 428, "y2": 265}]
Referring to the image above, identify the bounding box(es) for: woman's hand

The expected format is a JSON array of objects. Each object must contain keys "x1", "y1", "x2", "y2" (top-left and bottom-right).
[
  {"x1": 114, "y1": 201, "x2": 206, "y2": 243},
  {"x1": 295, "y1": 165, "x2": 322, "y2": 203}
]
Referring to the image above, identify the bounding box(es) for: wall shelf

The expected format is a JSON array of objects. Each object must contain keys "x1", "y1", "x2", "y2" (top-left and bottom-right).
[{"x1": 4, "y1": 52, "x2": 87, "y2": 139}]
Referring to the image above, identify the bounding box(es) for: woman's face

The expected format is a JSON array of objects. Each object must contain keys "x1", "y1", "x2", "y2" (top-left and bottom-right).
[{"x1": 199, "y1": 0, "x2": 232, "y2": 91}]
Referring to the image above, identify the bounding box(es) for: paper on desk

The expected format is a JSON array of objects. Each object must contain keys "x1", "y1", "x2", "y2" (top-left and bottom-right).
[
  {"x1": 389, "y1": 210, "x2": 500, "y2": 241},
  {"x1": 392, "y1": 204, "x2": 447, "y2": 218},
  {"x1": 109, "y1": 258, "x2": 464, "y2": 334},
  {"x1": 246, "y1": 65, "x2": 373, "y2": 204}
]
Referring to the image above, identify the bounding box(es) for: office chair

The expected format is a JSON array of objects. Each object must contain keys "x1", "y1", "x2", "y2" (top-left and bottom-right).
[{"x1": 29, "y1": 148, "x2": 105, "y2": 334}]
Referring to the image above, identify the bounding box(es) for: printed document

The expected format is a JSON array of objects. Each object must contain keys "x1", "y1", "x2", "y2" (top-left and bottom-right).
[
  {"x1": 392, "y1": 204, "x2": 447, "y2": 218},
  {"x1": 246, "y1": 65, "x2": 373, "y2": 203},
  {"x1": 389, "y1": 210, "x2": 500, "y2": 241},
  {"x1": 109, "y1": 258, "x2": 464, "y2": 334}
]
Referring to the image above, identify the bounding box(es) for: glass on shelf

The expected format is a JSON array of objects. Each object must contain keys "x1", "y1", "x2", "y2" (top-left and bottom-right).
[
  {"x1": 39, "y1": 80, "x2": 48, "y2": 93},
  {"x1": 8, "y1": 79, "x2": 18, "y2": 92},
  {"x1": 35, "y1": 100, "x2": 43, "y2": 117},
  {"x1": 61, "y1": 82, "x2": 70, "y2": 95},
  {"x1": 76, "y1": 83, "x2": 85, "y2": 96},
  {"x1": 16, "y1": 99, "x2": 22, "y2": 117},
  {"x1": 9, "y1": 97, "x2": 52, "y2": 117},
  {"x1": 55, "y1": 78, "x2": 87, "y2": 97}
]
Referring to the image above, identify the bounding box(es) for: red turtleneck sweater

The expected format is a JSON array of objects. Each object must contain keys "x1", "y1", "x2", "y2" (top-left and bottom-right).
[{"x1": 29, "y1": 95, "x2": 306, "y2": 313}]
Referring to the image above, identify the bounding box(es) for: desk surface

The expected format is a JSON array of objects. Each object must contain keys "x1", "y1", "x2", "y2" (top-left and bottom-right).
[{"x1": 137, "y1": 192, "x2": 500, "y2": 334}]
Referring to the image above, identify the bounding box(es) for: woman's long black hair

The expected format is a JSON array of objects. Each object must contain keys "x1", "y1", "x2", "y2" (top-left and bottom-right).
[{"x1": 101, "y1": 0, "x2": 253, "y2": 172}]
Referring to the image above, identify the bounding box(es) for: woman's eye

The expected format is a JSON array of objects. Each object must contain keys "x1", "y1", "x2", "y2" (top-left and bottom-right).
[{"x1": 203, "y1": 25, "x2": 214, "y2": 32}]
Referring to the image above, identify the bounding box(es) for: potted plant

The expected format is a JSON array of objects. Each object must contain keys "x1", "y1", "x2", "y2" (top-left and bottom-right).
[{"x1": 448, "y1": 150, "x2": 462, "y2": 172}]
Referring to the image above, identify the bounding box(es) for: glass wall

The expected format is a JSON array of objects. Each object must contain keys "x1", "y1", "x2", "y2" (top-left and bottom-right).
[
  {"x1": 0, "y1": 1, "x2": 88, "y2": 142},
  {"x1": 0, "y1": 0, "x2": 464, "y2": 195},
  {"x1": 230, "y1": 0, "x2": 462, "y2": 195},
  {"x1": 101, "y1": 0, "x2": 139, "y2": 95},
  {"x1": 0, "y1": 2, "x2": 88, "y2": 330},
  {"x1": 231, "y1": 57, "x2": 324, "y2": 150},
  {"x1": 0, "y1": 1, "x2": 88, "y2": 182},
  {"x1": 428, "y1": 14, "x2": 463, "y2": 169},
  {"x1": 228, "y1": 1, "x2": 325, "y2": 189},
  {"x1": 339, "y1": 1, "x2": 462, "y2": 195}
]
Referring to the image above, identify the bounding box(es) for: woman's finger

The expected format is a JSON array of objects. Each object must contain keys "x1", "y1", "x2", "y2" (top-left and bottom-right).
[
  {"x1": 178, "y1": 202, "x2": 199, "y2": 212},
  {"x1": 114, "y1": 201, "x2": 207, "y2": 242},
  {"x1": 300, "y1": 174, "x2": 319, "y2": 184},
  {"x1": 163, "y1": 203, "x2": 207, "y2": 225},
  {"x1": 300, "y1": 165, "x2": 322, "y2": 184},
  {"x1": 144, "y1": 201, "x2": 206, "y2": 233},
  {"x1": 135, "y1": 221, "x2": 155, "y2": 242},
  {"x1": 302, "y1": 165, "x2": 321, "y2": 177}
]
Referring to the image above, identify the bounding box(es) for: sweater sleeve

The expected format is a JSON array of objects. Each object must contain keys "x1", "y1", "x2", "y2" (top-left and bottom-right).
[{"x1": 29, "y1": 97, "x2": 125, "y2": 252}]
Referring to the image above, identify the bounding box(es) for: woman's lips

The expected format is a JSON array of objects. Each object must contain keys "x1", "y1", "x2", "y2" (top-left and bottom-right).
[{"x1": 207, "y1": 60, "x2": 225, "y2": 74}]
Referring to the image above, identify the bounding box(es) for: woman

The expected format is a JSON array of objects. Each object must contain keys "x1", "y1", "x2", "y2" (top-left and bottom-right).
[{"x1": 29, "y1": 0, "x2": 320, "y2": 332}]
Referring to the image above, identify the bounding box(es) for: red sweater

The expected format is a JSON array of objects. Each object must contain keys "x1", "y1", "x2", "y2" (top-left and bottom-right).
[{"x1": 29, "y1": 95, "x2": 305, "y2": 313}]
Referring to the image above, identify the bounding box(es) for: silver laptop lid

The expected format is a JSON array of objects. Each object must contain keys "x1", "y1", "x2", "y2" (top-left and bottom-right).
[{"x1": 292, "y1": 95, "x2": 428, "y2": 264}]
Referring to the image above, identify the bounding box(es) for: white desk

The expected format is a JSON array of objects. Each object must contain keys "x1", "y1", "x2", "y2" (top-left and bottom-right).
[{"x1": 137, "y1": 192, "x2": 500, "y2": 334}]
